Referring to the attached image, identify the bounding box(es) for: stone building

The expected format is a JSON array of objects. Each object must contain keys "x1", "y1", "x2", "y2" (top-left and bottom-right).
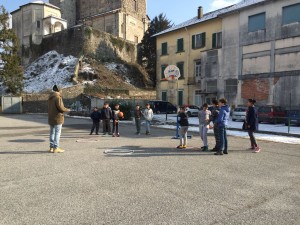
[
  {"x1": 49, "y1": 0, "x2": 149, "y2": 43},
  {"x1": 11, "y1": 1, "x2": 67, "y2": 48}
]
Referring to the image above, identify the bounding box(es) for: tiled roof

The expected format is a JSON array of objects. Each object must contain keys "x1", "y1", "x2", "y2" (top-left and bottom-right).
[{"x1": 153, "y1": 0, "x2": 267, "y2": 37}]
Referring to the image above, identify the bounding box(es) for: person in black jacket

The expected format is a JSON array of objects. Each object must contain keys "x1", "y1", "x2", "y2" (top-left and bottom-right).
[
  {"x1": 101, "y1": 102, "x2": 112, "y2": 135},
  {"x1": 177, "y1": 106, "x2": 189, "y2": 149},
  {"x1": 245, "y1": 99, "x2": 261, "y2": 153},
  {"x1": 90, "y1": 107, "x2": 101, "y2": 135}
]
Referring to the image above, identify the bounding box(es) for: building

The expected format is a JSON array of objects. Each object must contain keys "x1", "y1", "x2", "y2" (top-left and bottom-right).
[
  {"x1": 49, "y1": 0, "x2": 149, "y2": 43},
  {"x1": 11, "y1": 1, "x2": 67, "y2": 48},
  {"x1": 219, "y1": 0, "x2": 300, "y2": 109},
  {"x1": 153, "y1": 7, "x2": 228, "y2": 106},
  {"x1": 154, "y1": 0, "x2": 300, "y2": 109}
]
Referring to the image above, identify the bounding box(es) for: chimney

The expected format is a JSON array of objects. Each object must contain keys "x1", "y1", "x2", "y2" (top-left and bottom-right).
[{"x1": 198, "y1": 6, "x2": 203, "y2": 19}]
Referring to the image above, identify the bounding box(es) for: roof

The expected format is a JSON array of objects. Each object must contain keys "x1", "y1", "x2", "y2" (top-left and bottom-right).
[
  {"x1": 10, "y1": 1, "x2": 60, "y2": 14},
  {"x1": 153, "y1": 0, "x2": 268, "y2": 37}
]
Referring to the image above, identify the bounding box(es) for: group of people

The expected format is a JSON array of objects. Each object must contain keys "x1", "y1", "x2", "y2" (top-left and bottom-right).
[
  {"x1": 177, "y1": 98, "x2": 261, "y2": 155},
  {"x1": 89, "y1": 102, "x2": 154, "y2": 137},
  {"x1": 48, "y1": 84, "x2": 260, "y2": 154}
]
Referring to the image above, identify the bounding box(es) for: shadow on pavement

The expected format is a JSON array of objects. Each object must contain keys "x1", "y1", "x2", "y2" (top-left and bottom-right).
[
  {"x1": 0, "y1": 151, "x2": 49, "y2": 154},
  {"x1": 8, "y1": 139, "x2": 45, "y2": 143}
]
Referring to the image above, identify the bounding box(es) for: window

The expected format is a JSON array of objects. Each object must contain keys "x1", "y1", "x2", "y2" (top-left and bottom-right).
[
  {"x1": 283, "y1": 3, "x2": 300, "y2": 25},
  {"x1": 36, "y1": 20, "x2": 40, "y2": 29},
  {"x1": 225, "y1": 79, "x2": 237, "y2": 92},
  {"x1": 212, "y1": 32, "x2": 222, "y2": 49},
  {"x1": 161, "y1": 42, "x2": 168, "y2": 55},
  {"x1": 192, "y1": 32, "x2": 206, "y2": 49},
  {"x1": 206, "y1": 80, "x2": 217, "y2": 92},
  {"x1": 178, "y1": 90, "x2": 183, "y2": 106},
  {"x1": 176, "y1": 62, "x2": 184, "y2": 79},
  {"x1": 248, "y1": 13, "x2": 266, "y2": 32},
  {"x1": 162, "y1": 91, "x2": 167, "y2": 101},
  {"x1": 177, "y1": 38, "x2": 184, "y2": 52},
  {"x1": 195, "y1": 60, "x2": 201, "y2": 77},
  {"x1": 161, "y1": 65, "x2": 167, "y2": 79}
]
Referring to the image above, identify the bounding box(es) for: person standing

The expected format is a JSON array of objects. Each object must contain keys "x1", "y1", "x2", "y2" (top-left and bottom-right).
[
  {"x1": 177, "y1": 106, "x2": 189, "y2": 149},
  {"x1": 134, "y1": 104, "x2": 142, "y2": 135},
  {"x1": 112, "y1": 104, "x2": 123, "y2": 137},
  {"x1": 143, "y1": 103, "x2": 153, "y2": 135},
  {"x1": 101, "y1": 102, "x2": 112, "y2": 135},
  {"x1": 215, "y1": 98, "x2": 230, "y2": 155},
  {"x1": 209, "y1": 99, "x2": 220, "y2": 151},
  {"x1": 198, "y1": 103, "x2": 211, "y2": 151},
  {"x1": 245, "y1": 99, "x2": 261, "y2": 153},
  {"x1": 48, "y1": 85, "x2": 70, "y2": 153},
  {"x1": 90, "y1": 107, "x2": 101, "y2": 135}
]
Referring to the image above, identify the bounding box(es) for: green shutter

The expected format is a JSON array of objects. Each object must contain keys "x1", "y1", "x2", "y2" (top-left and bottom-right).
[
  {"x1": 212, "y1": 33, "x2": 216, "y2": 49},
  {"x1": 177, "y1": 62, "x2": 184, "y2": 78},
  {"x1": 161, "y1": 65, "x2": 166, "y2": 79},
  {"x1": 201, "y1": 32, "x2": 206, "y2": 47},
  {"x1": 192, "y1": 35, "x2": 195, "y2": 49},
  {"x1": 162, "y1": 42, "x2": 168, "y2": 55},
  {"x1": 177, "y1": 38, "x2": 184, "y2": 52}
]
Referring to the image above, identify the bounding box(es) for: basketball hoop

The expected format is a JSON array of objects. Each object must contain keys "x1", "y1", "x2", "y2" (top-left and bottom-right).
[{"x1": 164, "y1": 65, "x2": 181, "y2": 81}]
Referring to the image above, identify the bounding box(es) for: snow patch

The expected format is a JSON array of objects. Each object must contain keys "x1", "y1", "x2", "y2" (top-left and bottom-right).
[{"x1": 104, "y1": 62, "x2": 132, "y2": 84}]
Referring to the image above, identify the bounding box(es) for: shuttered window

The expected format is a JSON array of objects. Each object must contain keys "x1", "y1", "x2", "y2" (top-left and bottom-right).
[
  {"x1": 177, "y1": 38, "x2": 184, "y2": 52},
  {"x1": 161, "y1": 42, "x2": 168, "y2": 55},
  {"x1": 248, "y1": 13, "x2": 266, "y2": 32},
  {"x1": 212, "y1": 32, "x2": 222, "y2": 49},
  {"x1": 176, "y1": 62, "x2": 184, "y2": 79},
  {"x1": 192, "y1": 32, "x2": 206, "y2": 49},
  {"x1": 161, "y1": 65, "x2": 167, "y2": 79},
  {"x1": 283, "y1": 3, "x2": 300, "y2": 25}
]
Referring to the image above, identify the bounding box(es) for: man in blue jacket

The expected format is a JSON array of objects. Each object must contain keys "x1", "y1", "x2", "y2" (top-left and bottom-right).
[{"x1": 215, "y1": 98, "x2": 230, "y2": 155}]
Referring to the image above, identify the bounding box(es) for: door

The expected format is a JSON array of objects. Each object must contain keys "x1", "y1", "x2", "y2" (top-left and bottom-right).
[
  {"x1": 194, "y1": 90, "x2": 202, "y2": 107},
  {"x1": 162, "y1": 91, "x2": 167, "y2": 101}
]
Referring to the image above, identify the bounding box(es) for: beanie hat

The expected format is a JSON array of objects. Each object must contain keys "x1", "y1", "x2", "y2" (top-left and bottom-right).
[{"x1": 52, "y1": 85, "x2": 60, "y2": 92}]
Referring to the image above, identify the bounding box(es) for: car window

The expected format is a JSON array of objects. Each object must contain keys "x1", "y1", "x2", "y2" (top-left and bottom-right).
[
  {"x1": 234, "y1": 108, "x2": 246, "y2": 112},
  {"x1": 259, "y1": 107, "x2": 271, "y2": 113}
]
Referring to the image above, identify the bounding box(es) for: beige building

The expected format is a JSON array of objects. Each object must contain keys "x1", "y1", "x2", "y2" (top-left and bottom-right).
[
  {"x1": 154, "y1": 7, "x2": 227, "y2": 106},
  {"x1": 50, "y1": 0, "x2": 149, "y2": 43},
  {"x1": 11, "y1": 1, "x2": 67, "y2": 48},
  {"x1": 220, "y1": 0, "x2": 300, "y2": 108}
]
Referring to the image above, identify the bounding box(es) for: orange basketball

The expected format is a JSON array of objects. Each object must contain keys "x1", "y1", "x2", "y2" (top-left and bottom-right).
[{"x1": 118, "y1": 111, "x2": 124, "y2": 118}]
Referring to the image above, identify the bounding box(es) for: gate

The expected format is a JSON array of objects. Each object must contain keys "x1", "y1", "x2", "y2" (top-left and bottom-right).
[{"x1": 1, "y1": 96, "x2": 22, "y2": 114}]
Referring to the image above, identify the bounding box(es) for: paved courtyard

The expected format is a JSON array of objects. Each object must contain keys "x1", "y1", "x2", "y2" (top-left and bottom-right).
[{"x1": 0, "y1": 114, "x2": 299, "y2": 225}]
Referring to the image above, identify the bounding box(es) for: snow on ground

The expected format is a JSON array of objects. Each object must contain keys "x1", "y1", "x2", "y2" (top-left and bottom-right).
[
  {"x1": 23, "y1": 51, "x2": 78, "y2": 93},
  {"x1": 152, "y1": 114, "x2": 300, "y2": 145},
  {"x1": 104, "y1": 62, "x2": 132, "y2": 84}
]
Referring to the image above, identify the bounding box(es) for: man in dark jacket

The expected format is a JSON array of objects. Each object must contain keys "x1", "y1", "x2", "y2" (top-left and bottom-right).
[
  {"x1": 48, "y1": 85, "x2": 70, "y2": 153},
  {"x1": 209, "y1": 99, "x2": 220, "y2": 151},
  {"x1": 101, "y1": 102, "x2": 112, "y2": 135},
  {"x1": 245, "y1": 99, "x2": 260, "y2": 153},
  {"x1": 90, "y1": 107, "x2": 101, "y2": 135}
]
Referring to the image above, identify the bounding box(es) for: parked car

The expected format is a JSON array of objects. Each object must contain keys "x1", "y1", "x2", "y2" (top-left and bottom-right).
[
  {"x1": 285, "y1": 110, "x2": 300, "y2": 126},
  {"x1": 184, "y1": 105, "x2": 200, "y2": 117},
  {"x1": 148, "y1": 100, "x2": 177, "y2": 114},
  {"x1": 231, "y1": 107, "x2": 247, "y2": 121},
  {"x1": 258, "y1": 106, "x2": 286, "y2": 124}
]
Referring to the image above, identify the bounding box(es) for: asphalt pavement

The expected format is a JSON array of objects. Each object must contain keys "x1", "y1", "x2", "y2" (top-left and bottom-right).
[{"x1": 0, "y1": 114, "x2": 299, "y2": 225}]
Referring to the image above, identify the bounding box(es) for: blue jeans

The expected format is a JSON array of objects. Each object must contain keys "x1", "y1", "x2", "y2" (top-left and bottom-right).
[
  {"x1": 145, "y1": 120, "x2": 151, "y2": 133},
  {"x1": 218, "y1": 126, "x2": 227, "y2": 152},
  {"x1": 50, "y1": 124, "x2": 62, "y2": 149}
]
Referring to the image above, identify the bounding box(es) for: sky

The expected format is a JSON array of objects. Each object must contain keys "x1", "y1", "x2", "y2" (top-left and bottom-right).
[{"x1": 1, "y1": 0, "x2": 240, "y2": 25}]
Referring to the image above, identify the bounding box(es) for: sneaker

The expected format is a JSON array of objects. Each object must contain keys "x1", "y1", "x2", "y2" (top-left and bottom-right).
[
  {"x1": 112, "y1": 134, "x2": 116, "y2": 137},
  {"x1": 89, "y1": 133, "x2": 92, "y2": 135},
  {"x1": 248, "y1": 146, "x2": 255, "y2": 150},
  {"x1": 117, "y1": 133, "x2": 120, "y2": 137},
  {"x1": 49, "y1": 148, "x2": 54, "y2": 153},
  {"x1": 202, "y1": 146, "x2": 209, "y2": 152},
  {"x1": 53, "y1": 148, "x2": 65, "y2": 153},
  {"x1": 253, "y1": 147, "x2": 261, "y2": 153},
  {"x1": 177, "y1": 145, "x2": 183, "y2": 149},
  {"x1": 223, "y1": 150, "x2": 228, "y2": 154},
  {"x1": 182, "y1": 145, "x2": 187, "y2": 149},
  {"x1": 214, "y1": 151, "x2": 223, "y2": 155}
]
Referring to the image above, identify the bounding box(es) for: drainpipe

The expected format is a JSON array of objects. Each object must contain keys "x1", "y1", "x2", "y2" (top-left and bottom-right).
[{"x1": 185, "y1": 26, "x2": 190, "y2": 104}]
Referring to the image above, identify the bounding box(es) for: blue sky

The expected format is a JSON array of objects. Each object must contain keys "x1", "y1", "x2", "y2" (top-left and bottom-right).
[{"x1": 1, "y1": 0, "x2": 240, "y2": 25}]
